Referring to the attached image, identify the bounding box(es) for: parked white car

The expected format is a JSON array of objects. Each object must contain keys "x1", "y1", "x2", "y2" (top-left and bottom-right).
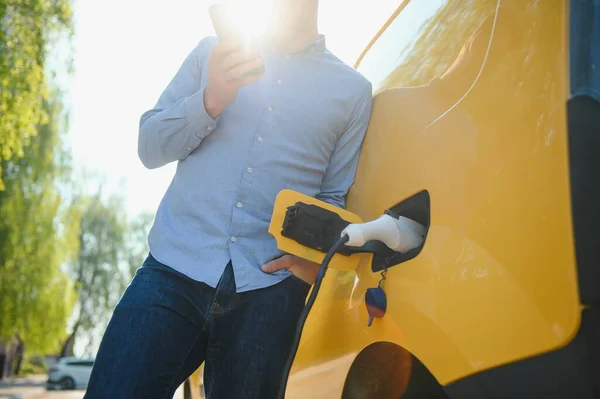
[{"x1": 46, "y1": 357, "x2": 94, "y2": 390}]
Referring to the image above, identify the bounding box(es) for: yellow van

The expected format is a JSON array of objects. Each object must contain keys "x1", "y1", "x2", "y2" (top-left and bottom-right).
[
  {"x1": 281, "y1": 0, "x2": 600, "y2": 398},
  {"x1": 183, "y1": 1, "x2": 598, "y2": 398}
]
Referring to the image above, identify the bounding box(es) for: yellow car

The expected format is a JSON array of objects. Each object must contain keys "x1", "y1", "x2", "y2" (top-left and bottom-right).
[{"x1": 282, "y1": 0, "x2": 600, "y2": 398}]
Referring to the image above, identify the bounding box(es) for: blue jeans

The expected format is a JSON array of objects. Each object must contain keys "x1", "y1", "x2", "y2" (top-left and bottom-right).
[{"x1": 84, "y1": 253, "x2": 310, "y2": 399}]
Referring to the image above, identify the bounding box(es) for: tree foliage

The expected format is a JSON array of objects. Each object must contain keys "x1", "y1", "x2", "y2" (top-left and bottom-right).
[
  {"x1": 0, "y1": 0, "x2": 155, "y2": 360},
  {"x1": 124, "y1": 211, "x2": 154, "y2": 280},
  {"x1": 68, "y1": 193, "x2": 126, "y2": 355},
  {"x1": 65, "y1": 194, "x2": 153, "y2": 356},
  {"x1": 0, "y1": 89, "x2": 78, "y2": 353},
  {"x1": 0, "y1": 0, "x2": 73, "y2": 190}
]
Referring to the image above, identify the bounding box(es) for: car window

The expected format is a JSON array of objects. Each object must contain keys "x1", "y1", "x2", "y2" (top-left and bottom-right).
[
  {"x1": 67, "y1": 360, "x2": 94, "y2": 367},
  {"x1": 357, "y1": 0, "x2": 499, "y2": 95},
  {"x1": 319, "y1": 0, "x2": 399, "y2": 65},
  {"x1": 570, "y1": 0, "x2": 600, "y2": 102},
  {"x1": 357, "y1": 0, "x2": 446, "y2": 92}
]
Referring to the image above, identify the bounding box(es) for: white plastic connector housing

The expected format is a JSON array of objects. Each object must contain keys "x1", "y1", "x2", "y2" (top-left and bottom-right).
[{"x1": 341, "y1": 214, "x2": 426, "y2": 253}]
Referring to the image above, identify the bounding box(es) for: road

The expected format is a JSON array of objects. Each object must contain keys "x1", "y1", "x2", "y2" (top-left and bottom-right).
[
  {"x1": 0, "y1": 376, "x2": 83, "y2": 399},
  {"x1": 0, "y1": 376, "x2": 184, "y2": 399}
]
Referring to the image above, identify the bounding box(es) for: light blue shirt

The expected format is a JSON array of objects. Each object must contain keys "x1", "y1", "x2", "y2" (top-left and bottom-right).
[{"x1": 139, "y1": 35, "x2": 372, "y2": 292}]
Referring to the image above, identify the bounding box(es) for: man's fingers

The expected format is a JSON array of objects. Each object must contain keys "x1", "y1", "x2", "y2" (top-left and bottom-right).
[
  {"x1": 221, "y1": 51, "x2": 259, "y2": 71},
  {"x1": 211, "y1": 40, "x2": 241, "y2": 60},
  {"x1": 261, "y1": 255, "x2": 292, "y2": 273},
  {"x1": 261, "y1": 255, "x2": 320, "y2": 285},
  {"x1": 236, "y1": 71, "x2": 263, "y2": 88},
  {"x1": 226, "y1": 58, "x2": 263, "y2": 81}
]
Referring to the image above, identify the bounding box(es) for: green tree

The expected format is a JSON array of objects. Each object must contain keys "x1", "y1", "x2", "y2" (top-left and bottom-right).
[
  {"x1": 124, "y1": 211, "x2": 154, "y2": 280},
  {"x1": 65, "y1": 193, "x2": 126, "y2": 355},
  {"x1": 0, "y1": 0, "x2": 73, "y2": 190},
  {"x1": 62, "y1": 193, "x2": 153, "y2": 356},
  {"x1": 0, "y1": 89, "x2": 78, "y2": 354}
]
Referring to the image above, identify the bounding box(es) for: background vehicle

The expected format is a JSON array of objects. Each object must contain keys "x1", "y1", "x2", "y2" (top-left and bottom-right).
[
  {"x1": 282, "y1": 0, "x2": 600, "y2": 398},
  {"x1": 46, "y1": 357, "x2": 94, "y2": 391}
]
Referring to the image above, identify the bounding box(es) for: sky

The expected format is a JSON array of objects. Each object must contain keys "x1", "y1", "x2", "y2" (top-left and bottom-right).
[{"x1": 67, "y1": 0, "x2": 400, "y2": 218}]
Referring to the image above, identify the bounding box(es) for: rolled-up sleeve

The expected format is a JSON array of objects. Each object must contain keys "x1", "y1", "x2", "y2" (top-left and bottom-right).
[
  {"x1": 317, "y1": 81, "x2": 373, "y2": 208},
  {"x1": 138, "y1": 37, "x2": 219, "y2": 169}
]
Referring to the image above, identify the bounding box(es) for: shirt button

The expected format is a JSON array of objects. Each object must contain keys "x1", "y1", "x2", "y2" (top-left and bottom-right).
[
  {"x1": 247, "y1": 167, "x2": 253, "y2": 173},
  {"x1": 236, "y1": 202, "x2": 243, "y2": 208},
  {"x1": 267, "y1": 106, "x2": 273, "y2": 112},
  {"x1": 257, "y1": 136, "x2": 264, "y2": 142},
  {"x1": 186, "y1": 147, "x2": 192, "y2": 151},
  {"x1": 231, "y1": 236, "x2": 237, "y2": 243},
  {"x1": 207, "y1": 126, "x2": 214, "y2": 132},
  {"x1": 277, "y1": 79, "x2": 282, "y2": 84}
]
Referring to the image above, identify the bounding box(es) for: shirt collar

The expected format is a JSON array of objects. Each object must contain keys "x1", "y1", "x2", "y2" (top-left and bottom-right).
[
  {"x1": 299, "y1": 34, "x2": 326, "y2": 53},
  {"x1": 259, "y1": 34, "x2": 327, "y2": 55}
]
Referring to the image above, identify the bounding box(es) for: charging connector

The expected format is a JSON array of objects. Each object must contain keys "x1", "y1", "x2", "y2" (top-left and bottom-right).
[{"x1": 342, "y1": 214, "x2": 426, "y2": 253}]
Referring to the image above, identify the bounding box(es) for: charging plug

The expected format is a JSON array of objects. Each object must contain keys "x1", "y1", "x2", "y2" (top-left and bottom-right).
[{"x1": 341, "y1": 214, "x2": 426, "y2": 253}]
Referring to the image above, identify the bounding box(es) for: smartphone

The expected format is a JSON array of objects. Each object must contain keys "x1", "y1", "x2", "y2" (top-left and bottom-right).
[
  {"x1": 209, "y1": 4, "x2": 265, "y2": 77},
  {"x1": 209, "y1": 4, "x2": 242, "y2": 40}
]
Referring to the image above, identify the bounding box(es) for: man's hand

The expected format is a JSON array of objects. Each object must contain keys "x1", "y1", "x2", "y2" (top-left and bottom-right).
[
  {"x1": 261, "y1": 255, "x2": 321, "y2": 285},
  {"x1": 204, "y1": 40, "x2": 264, "y2": 119}
]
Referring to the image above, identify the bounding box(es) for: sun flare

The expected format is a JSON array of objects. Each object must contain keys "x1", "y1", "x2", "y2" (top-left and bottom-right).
[{"x1": 226, "y1": 0, "x2": 274, "y2": 40}]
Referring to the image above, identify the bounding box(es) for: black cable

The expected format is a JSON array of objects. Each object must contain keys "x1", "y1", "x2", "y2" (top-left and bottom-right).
[{"x1": 277, "y1": 234, "x2": 350, "y2": 399}]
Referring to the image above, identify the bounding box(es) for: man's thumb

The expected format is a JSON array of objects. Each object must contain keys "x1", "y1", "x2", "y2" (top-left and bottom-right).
[
  {"x1": 261, "y1": 256, "x2": 289, "y2": 273},
  {"x1": 261, "y1": 262, "x2": 275, "y2": 273}
]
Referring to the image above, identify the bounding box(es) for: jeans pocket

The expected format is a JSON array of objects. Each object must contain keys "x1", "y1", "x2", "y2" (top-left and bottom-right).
[{"x1": 288, "y1": 273, "x2": 312, "y2": 290}]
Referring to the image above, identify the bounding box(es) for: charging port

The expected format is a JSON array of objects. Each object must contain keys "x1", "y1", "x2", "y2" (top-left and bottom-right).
[
  {"x1": 371, "y1": 190, "x2": 431, "y2": 272},
  {"x1": 273, "y1": 191, "x2": 430, "y2": 272},
  {"x1": 281, "y1": 202, "x2": 353, "y2": 256}
]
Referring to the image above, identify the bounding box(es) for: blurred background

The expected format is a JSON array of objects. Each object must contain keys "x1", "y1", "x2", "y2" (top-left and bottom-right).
[{"x1": 0, "y1": 0, "x2": 398, "y2": 393}]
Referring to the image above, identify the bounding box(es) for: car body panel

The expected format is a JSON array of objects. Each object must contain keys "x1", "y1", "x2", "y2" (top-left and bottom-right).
[
  {"x1": 286, "y1": 0, "x2": 580, "y2": 395},
  {"x1": 47, "y1": 357, "x2": 94, "y2": 390}
]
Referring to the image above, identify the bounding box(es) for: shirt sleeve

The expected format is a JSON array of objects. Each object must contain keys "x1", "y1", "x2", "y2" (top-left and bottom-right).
[
  {"x1": 138, "y1": 37, "x2": 219, "y2": 169},
  {"x1": 316, "y1": 81, "x2": 373, "y2": 208}
]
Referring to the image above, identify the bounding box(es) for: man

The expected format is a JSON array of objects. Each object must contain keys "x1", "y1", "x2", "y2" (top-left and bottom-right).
[{"x1": 84, "y1": 1, "x2": 372, "y2": 398}]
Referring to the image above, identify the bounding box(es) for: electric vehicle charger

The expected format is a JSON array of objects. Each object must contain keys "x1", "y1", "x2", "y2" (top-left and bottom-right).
[{"x1": 272, "y1": 192, "x2": 426, "y2": 398}]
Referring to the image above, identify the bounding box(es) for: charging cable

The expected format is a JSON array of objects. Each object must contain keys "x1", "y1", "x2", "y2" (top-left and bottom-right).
[
  {"x1": 277, "y1": 234, "x2": 350, "y2": 398},
  {"x1": 277, "y1": 214, "x2": 425, "y2": 398}
]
